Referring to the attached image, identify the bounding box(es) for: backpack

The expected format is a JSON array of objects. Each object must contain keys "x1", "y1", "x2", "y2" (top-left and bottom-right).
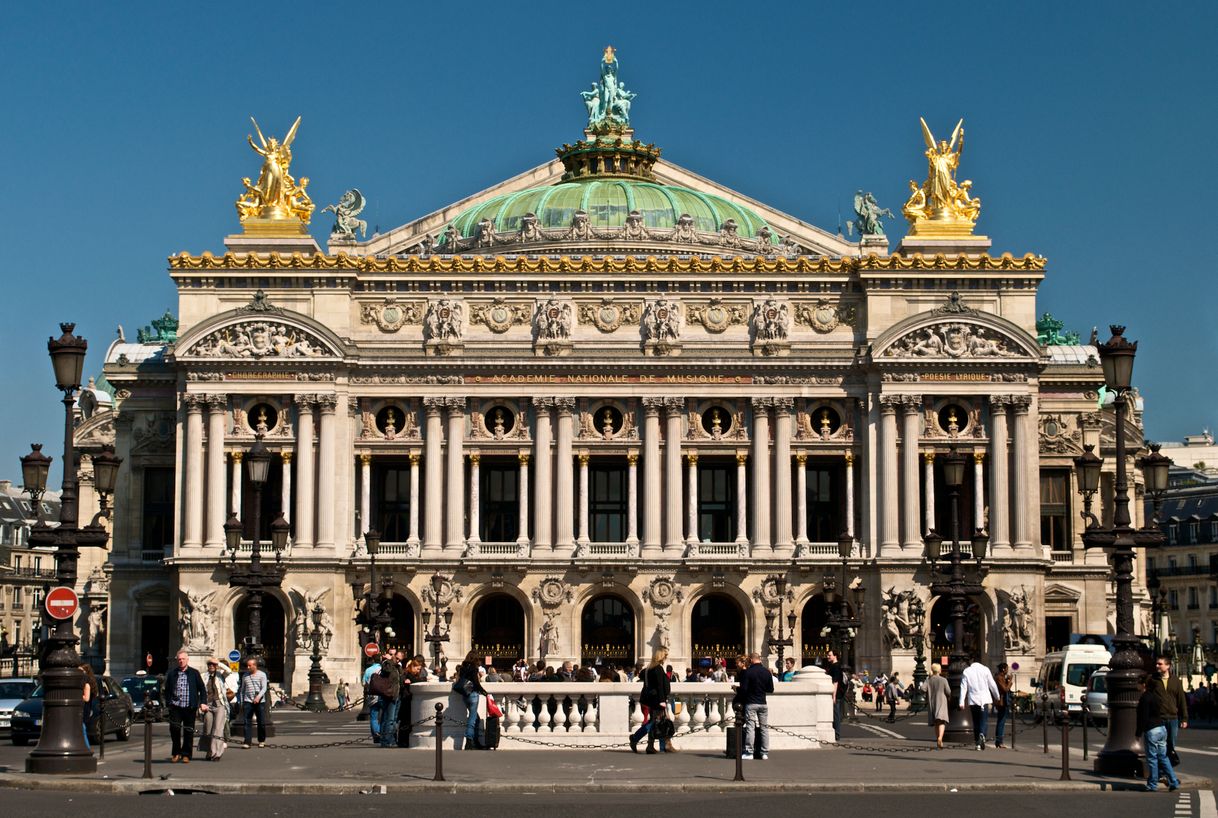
[{"x1": 370, "y1": 662, "x2": 400, "y2": 699}]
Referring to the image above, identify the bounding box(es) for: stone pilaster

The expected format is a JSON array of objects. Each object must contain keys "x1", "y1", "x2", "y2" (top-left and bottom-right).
[
  {"x1": 626, "y1": 451, "x2": 639, "y2": 546},
  {"x1": 1011, "y1": 395, "x2": 1033, "y2": 552},
  {"x1": 358, "y1": 453, "x2": 371, "y2": 539},
  {"x1": 407, "y1": 451, "x2": 421, "y2": 547},
  {"x1": 316, "y1": 394, "x2": 337, "y2": 550},
  {"x1": 988, "y1": 395, "x2": 1011, "y2": 554},
  {"x1": 642, "y1": 398, "x2": 663, "y2": 557},
  {"x1": 900, "y1": 395, "x2": 922, "y2": 552},
  {"x1": 554, "y1": 397, "x2": 576, "y2": 554},
  {"x1": 293, "y1": 394, "x2": 316, "y2": 547},
  {"x1": 532, "y1": 397, "x2": 554, "y2": 548},
  {"x1": 664, "y1": 397, "x2": 685, "y2": 555},
  {"x1": 685, "y1": 451, "x2": 699, "y2": 545},
  {"x1": 772, "y1": 397, "x2": 794, "y2": 556},
  {"x1": 750, "y1": 397, "x2": 772, "y2": 555},
  {"x1": 444, "y1": 397, "x2": 466, "y2": 553},
  {"x1": 183, "y1": 394, "x2": 205, "y2": 548},
  {"x1": 204, "y1": 394, "x2": 228, "y2": 548},
  {"x1": 924, "y1": 451, "x2": 936, "y2": 535},
  {"x1": 794, "y1": 451, "x2": 808, "y2": 548},
  {"x1": 422, "y1": 398, "x2": 444, "y2": 554},
  {"x1": 736, "y1": 451, "x2": 750, "y2": 547},
  {"x1": 516, "y1": 452, "x2": 531, "y2": 549},
  {"x1": 878, "y1": 396, "x2": 900, "y2": 557},
  {"x1": 279, "y1": 452, "x2": 291, "y2": 526},
  {"x1": 230, "y1": 451, "x2": 243, "y2": 517}
]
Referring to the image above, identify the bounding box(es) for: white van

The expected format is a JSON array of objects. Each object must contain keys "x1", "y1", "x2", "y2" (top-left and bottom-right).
[{"x1": 1036, "y1": 644, "x2": 1112, "y2": 719}]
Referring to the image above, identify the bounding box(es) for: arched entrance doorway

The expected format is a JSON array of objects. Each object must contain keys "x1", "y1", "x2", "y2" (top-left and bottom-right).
[
  {"x1": 581, "y1": 595, "x2": 635, "y2": 667},
  {"x1": 470, "y1": 594, "x2": 525, "y2": 671},
  {"x1": 690, "y1": 594, "x2": 745, "y2": 668},
  {"x1": 801, "y1": 596, "x2": 829, "y2": 664},
  {"x1": 234, "y1": 593, "x2": 286, "y2": 683},
  {"x1": 385, "y1": 594, "x2": 415, "y2": 656},
  {"x1": 930, "y1": 595, "x2": 982, "y2": 663}
]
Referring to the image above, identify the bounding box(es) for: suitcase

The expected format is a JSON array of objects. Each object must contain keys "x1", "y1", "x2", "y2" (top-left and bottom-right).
[
  {"x1": 483, "y1": 715, "x2": 501, "y2": 750},
  {"x1": 725, "y1": 724, "x2": 764, "y2": 758}
]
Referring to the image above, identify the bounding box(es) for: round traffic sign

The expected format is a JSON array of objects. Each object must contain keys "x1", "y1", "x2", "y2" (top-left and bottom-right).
[
  {"x1": 364, "y1": 642, "x2": 380, "y2": 658},
  {"x1": 45, "y1": 586, "x2": 79, "y2": 620},
  {"x1": 1011, "y1": 661, "x2": 1020, "y2": 671},
  {"x1": 228, "y1": 650, "x2": 242, "y2": 663}
]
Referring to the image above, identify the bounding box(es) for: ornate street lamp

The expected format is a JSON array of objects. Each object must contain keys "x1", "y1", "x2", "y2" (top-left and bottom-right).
[
  {"x1": 225, "y1": 433, "x2": 287, "y2": 736},
  {"x1": 423, "y1": 573, "x2": 453, "y2": 671},
  {"x1": 304, "y1": 603, "x2": 327, "y2": 712},
  {"x1": 925, "y1": 446, "x2": 988, "y2": 744},
  {"x1": 822, "y1": 533, "x2": 864, "y2": 674},
  {"x1": 24, "y1": 324, "x2": 121, "y2": 774},
  {"x1": 764, "y1": 575, "x2": 796, "y2": 676},
  {"x1": 1076, "y1": 325, "x2": 1169, "y2": 777}
]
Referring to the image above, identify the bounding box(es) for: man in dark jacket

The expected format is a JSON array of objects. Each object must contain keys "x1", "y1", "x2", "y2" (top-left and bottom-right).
[
  {"x1": 374, "y1": 655, "x2": 402, "y2": 748},
  {"x1": 1137, "y1": 673, "x2": 1181, "y2": 791},
  {"x1": 733, "y1": 652, "x2": 774, "y2": 760},
  {"x1": 163, "y1": 650, "x2": 208, "y2": 763},
  {"x1": 1151, "y1": 655, "x2": 1188, "y2": 761}
]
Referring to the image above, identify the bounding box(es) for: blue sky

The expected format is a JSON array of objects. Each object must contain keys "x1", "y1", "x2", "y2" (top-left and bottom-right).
[{"x1": 1, "y1": 2, "x2": 1214, "y2": 483}]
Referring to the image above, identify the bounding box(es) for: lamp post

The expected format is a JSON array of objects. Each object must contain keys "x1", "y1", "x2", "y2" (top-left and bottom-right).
[
  {"x1": 822, "y1": 533, "x2": 865, "y2": 674},
  {"x1": 1075, "y1": 325, "x2": 1169, "y2": 777},
  {"x1": 355, "y1": 529, "x2": 392, "y2": 721},
  {"x1": 908, "y1": 595, "x2": 928, "y2": 711},
  {"x1": 225, "y1": 433, "x2": 288, "y2": 736},
  {"x1": 925, "y1": 446, "x2": 989, "y2": 744},
  {"x1": 764, "y1": 575, "x2": 796, "y2": 676},
  {"x1": 422, "y1": 573, "x2": 453, "y2": 672},
  {"x1": 24, "y1": 324, "x2": 122, "y2": 774},
  {"x1": 304, "y1": 603, "x2": 327, "y2": 712}
]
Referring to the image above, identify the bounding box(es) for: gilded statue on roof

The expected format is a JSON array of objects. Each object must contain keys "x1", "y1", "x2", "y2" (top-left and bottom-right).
[
  {"x1": 236, "y1": 116, "x2": 315, "y2": 225},
  {"x1": 903, "y1": 117, "x2": 981, "y2": 235},
  {"x1": 580, "y1": 46, "x2": 637, "y2": 131}
]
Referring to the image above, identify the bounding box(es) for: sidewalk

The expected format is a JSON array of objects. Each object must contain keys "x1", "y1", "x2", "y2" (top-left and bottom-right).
[{"x1": 0, "y1": 712, "x2": 1210, "y2": 795}]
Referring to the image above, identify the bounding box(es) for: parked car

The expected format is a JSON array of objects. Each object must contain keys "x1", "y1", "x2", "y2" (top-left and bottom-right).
[
  {"x1": 121, "y1": 674, "x2": 164, "y2": 720},
  {"x1": 1084, "y1": 666, "x2": 1109, "y2": 722},
  {"x1": 0, "y1": 678, "x2": 38, "y2": 734},
  {"x1": 9, "y1": 675, "x2": 134, "y2": 746}
]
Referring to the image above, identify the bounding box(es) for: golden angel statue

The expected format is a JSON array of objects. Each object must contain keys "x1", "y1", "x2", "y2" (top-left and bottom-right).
[
  {"x1": 235, "y1": 116, "x2": 315, "y2": 225},
  {"x1": 903, "y1": 117, "x2": 981, "y2": 234}
]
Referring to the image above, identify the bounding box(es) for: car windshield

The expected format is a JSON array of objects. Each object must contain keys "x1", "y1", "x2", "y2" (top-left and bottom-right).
[
  {"x1": 0, "y1": 682, "x2": 36, "y2": 699},
  {"x1": 1090, "y1": 675, "x2": 1107, "y2": 693},
  {"x1": 122, "y1": 678, "x2": 159, "y2": 698},
  {"x1": 1066, "y1": 664, "x2": 1104, "y2": 687}
]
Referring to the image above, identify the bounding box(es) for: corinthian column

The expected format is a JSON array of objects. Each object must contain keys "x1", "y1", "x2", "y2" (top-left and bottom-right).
[
  {"x1": 293, "y1": 394, "x2": 316, "y2": 547},
  {"x1": 359, "y1": 453, "x2": 371, "y2": 539},
  {"x1": 664, "y1": 398, "x2": 685, "y2": 555},
  {"x1": 532, "y1": 398, "x2": 554, "y2": 548},
  {"x1": 794, "y1": 452, "x2": 808, "y2": 548},
  {"x1": 973, "y1": 452, "x2": 985, "y2": 534},
  {"x1": 900, "y1": 396, "x2": 922, "y2": 552},
  {"x1": 230, "y1": 452, "x2": 243, "y2": 516},
  {"x1": 736, "y1": 452, "x2": 749, "y2": 547},
  {"x1": 445, "y1": 397, "x2": 466, "y2": 552},
  {"x1": 316, "y1": 394, "x2": 337, "y2": 550},
  {"x1": 577, "y1": 452, "x2": 590, "y2": 545},
  {"x1": 554, "y1": 398, "x2": 576, "y2": 554},
  {"x1": 750, "y1": 398, "x2": 772, "y2": 556},
  {"x1": 204, "y1": 395, "x2": 227, "y2": 548},
  {"x1": 467, "y1": 452, "x2": 481, "y2": 546},
  {"x1": 773, "y1": 397, "x2": 794, "y2": 556},
  {"x1": 183, "y1": 394, "x2": 205, "y2": 548},
  {"x1": 989, "y1": 396, "x2": 1011, "y2": 554},
  {"x1": 279, "y1": 452, "x2": 291, "y2": 526},
  {"x1": 517, "y1": 452, "x2": 530, "y2": 548},
  {"x1": 685, "y1": 452, "x2": 699, "y2": 545},
  {"x1": 878, "y1": 396, "x2": 900, "y2": 557},
  {"x1": 844, "y1": 451, "x2": 855, "y2": 539},
  {"x1": 422, "y1": 398, "x2": 444, "y2": 554},
  {"x1": 626, "y1": 451, "x2": 639, "y2": 546},
  {"x1": 642, "y1": 398, "x2": 663, "y2": 557},
  {"x1": 407, "y1": 452, "x2": 421, "y2": 546},
  {"x1": 1011, "y1": 395, "x2": 1033, "y2": 552},
  {"x1": 924, "y1": 451, "x2": 936, "y2": 535}
]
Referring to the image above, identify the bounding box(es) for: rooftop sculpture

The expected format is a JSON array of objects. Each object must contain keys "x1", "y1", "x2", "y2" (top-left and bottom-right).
[
  {"x1": 903, "y1": 117, "x2": 981, "y2": 237},
  {"x1": 235, "y1": 116, "x2": 315, "y2": 232},
  {"x1": 580, "y1": 45, "x2": 637, "y2": 132}
]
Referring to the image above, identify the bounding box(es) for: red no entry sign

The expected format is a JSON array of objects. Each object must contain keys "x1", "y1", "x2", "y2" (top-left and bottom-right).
[
  {"x1": 364, "y1": 642, "x2": 380, "y2": 658},
  {"x1": 45, "y1": 586, "x2": 79, "y2": 620}
]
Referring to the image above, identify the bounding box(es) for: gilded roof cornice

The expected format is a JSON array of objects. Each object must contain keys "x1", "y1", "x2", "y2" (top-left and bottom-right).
[{"x1": 169, "y1": 251, "x2": 1045, "y2": 274}]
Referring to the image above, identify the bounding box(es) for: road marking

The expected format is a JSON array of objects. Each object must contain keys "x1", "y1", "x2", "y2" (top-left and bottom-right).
[
  {"x1": 1177, "y1": 747, "x2": 1218, "y2": 757},
  {"x1": 856, "y1": 723, "x2": 904, "y2": 740},
  {"x1": 1200, "y1": 789, "x2": 1216, "y2": 818}
]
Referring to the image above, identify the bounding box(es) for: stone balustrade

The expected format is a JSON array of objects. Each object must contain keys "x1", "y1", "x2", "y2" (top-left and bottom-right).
[{"x1": 407, "y1": 666, "x2": 834, "y2": 750}]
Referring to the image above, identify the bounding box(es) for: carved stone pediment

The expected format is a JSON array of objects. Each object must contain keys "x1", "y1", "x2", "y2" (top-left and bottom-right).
[
  {"x1": 183, "y1": 320, "x2": 337, "y2": 359},
  {"x1": 879, "y1": 321, "x2": 1024, "y2": 359}
]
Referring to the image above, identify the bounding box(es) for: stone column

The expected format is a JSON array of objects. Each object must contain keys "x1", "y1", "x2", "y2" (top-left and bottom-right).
[
  {"x1": 642, "y1": 398, "x2": 663, "y2": 557},
  {"x1": 735, "y1": 451, "x2": 749, "y2": 547},
  {"x1": 686, "y1": 452, "x2": 699, "y2": 545},
  {"x1": 407, "y1": 452, "x2": 421, "y2": 547},
  {"x1": 183, "y1": 394, "x2": 205, "y2": 548},
  {"x1": 794, "y1": 452, "x2": 808, "y2": 548},
  {"x1": 878, "y1": 396, "x2": 900, "y2": 557},
  {"x1": 773, "y1": 398, "x2": 794, "y2": 556},
  {"x1": 900, "y1": 396, "x2": 922, "y2": 551},
  {"x1": 466, "y1": 452, "x2": 481, "y2": 546},
  {"x1": 844, "y1": 451, "x2": 855, "y2": 539},
  {"x1": 204, "y1": 395, "x2": 227, "y2": 548},
  {"x1": 750, "y1": 398, "x2": 772, "y2": 555},
  {"x1": 279, "y1": 452, "x2": 291, "y2": 525},
  {"x1": 664, "y1": 398, "x2": 685, "y2": 554},
  {"x1": 445, "y1": 397, "x2": 466, "y2": 552},
  {"x1": 359, "y1": 453, "x2": 371, "y2": 538},
  {"x1": 988, "y1": 396, "x2": 1011, "y2": 554},
  {"x1": 516, "y1": 452, "x2": 531, "y2": 548},
  {"x1": 554, "y1": 398, "x2": 576, "y2": 553},
  {"x1": 626, "y1": 452, "x2": 640, "y2": 546},
  {"x1": 293, "y1": 394, "x2": 316, "y2": 548},
  {"x1": 532, "y1": 398, "x2": 554, "y2": 548},
  {"x1": 422, "y1": 398, "x2": 444, "y2": 554},
  {"x1": 577, "y1": 453, "x2": 590, "y2": 545},
  {"x1": 316, "y1": 395, "x2": 337, "y2": 550},
  {"x1": 1011, "y1": 395, "x2": 1033, "y2": 552},
  {"x1": 973, "y1": 452, "x2": 985, "y2": 533},
  {"x1": 924, "y1": 451, "x2": 936, "y2": 535},
  {"x1": 230, "y1": 452, "x2": 243, "y2": 516}
]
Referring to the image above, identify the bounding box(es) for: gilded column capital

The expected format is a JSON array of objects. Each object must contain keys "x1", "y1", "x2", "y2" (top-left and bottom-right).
[
  {"x1": 626, "y1": 451, "x2": 639, "y2": 466},
  {"x1": 844, "y1": 451, "x2": 855, "y2": 466},
  {"x1": 183, "y1": 393, "x2": 206, "y2": 412},
  {"x1": 280, "y1": 451, "x2": 291, "y2": 464},
  {"x1": 409, "y1": 452, "x2": 422, "y2": 465},
  {"x1": 641, "y1": 397, "x2": 664, "y2": 416},
  {"x1": 1010, "y1": 395, "x2": 1032, "y2": 413},
  {"x1": 794, "y1": 451, "x2": 807, "y2": 466},
  {"x1": 469, "y1": 452, "x2": 480, "y2": 465},
  {"x1": 231, "y1": 451, "x2": 244, "y2": 464},
  {"x1": 358, "y1": 453, "x2": 371, "y2": 466},
  {"x1": 578, "y1": 453, "x2": 590, "y2": 465},
  {"x1": 736, "y1": 451, "x2": 749, "y2": 466},
  {"x1": 518, "y1": 452, "x2": 531, "y2": 465},
  {"x1": 773, "y1": 396, "x2": 794, "y2": 414},
  {"x1": 923, "y1": 451, "x2": 936, "y2": 464},
  {"x1": 554, "y1": 397, "x2": 576, "y2": 415},
  {"x1": 973, "y1": 451, "x2": 985, "y2": 464},
  {"x1": 685, "y1": 451, "x2": 699, "y2": 465},
  {"x1": 663, "y1": 397, "x2": 685, "y2": 415},
  {"x1": 317, "y1": 394, "x2": 338, "y2": 413}
]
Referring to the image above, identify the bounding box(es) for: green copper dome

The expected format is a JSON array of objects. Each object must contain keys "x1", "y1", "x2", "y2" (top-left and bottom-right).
[{"x1": 449, "y1": 179, "x2": 778, "y2": 243}]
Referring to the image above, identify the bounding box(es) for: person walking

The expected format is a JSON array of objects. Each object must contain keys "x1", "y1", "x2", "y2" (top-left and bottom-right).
[
  {"x1": 959, "y1": 654, "x2": 1000, "y2": 750},
  {"x1": 371, "y1": 654, "x2": 402, "y2": 748},
  {"x1": 1151, "y1": 655, "x2": 1188, "y2": 766},
  {"x1": 239, "y1": 658, "x2": 269, "y2": 748},
  {"x1": 824, "y1": 650, "x2": 844, "y2": 740},
  {"x1": 926, "y1": 663, "x2": 950, "y2": 748},
  {"x1": 874, "y1": 672, "x2": 887, "y2": 712},
  {"x1": 201, "y1": 659, "x2": 230, "y2": 760},
  {"x1": 630, "y1": 647, "x2": 672, "y2": 754},
  {"x1": 1137, "y1": 673, "x2": 1181, "y2": 791},
  {"x1": 734, "y1": 651, "x2": 774, "y2": 760},
  {"x1": 335, "y1": 679, "x2": 348, "y2": 710},
  {"x1": 164, "y1": 650, "x2": 208, "y2": 762},
  {"x1": 80, "y1": 664, "x2": 99, "y2": 749},
  {"x1": 993, "y1": 662, "x2": 1013, "y2": 748},
  {"x1": 885, "y1": 673, "x2": 904, "y2": 723},
  {"x1": 455, "y1": 651, "x2": 488, "y2": 749}
]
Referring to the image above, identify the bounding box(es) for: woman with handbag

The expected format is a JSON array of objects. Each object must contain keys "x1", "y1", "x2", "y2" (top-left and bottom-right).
[
  {"x1": 454, "y1": 652, "x2": 488, "y2": 750},
  {"x1": 629, "y1": 647, "x2": 675, "y2": 754}
]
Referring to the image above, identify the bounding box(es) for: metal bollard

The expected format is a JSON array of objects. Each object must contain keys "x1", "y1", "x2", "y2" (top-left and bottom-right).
[
  {"x1": 1081, "y1": 696, "x2": 1089, "y2": 761},
  {"x1": 733, "y1": 704, "x2": 745, "y2": 782},
  {"x1": 1010, "y1": 697, "x2": 1017, "y2": 750},
  {"x1": 1059, "y1": 716, "x2": 1071, "y2": 781},
  {"x1": 433, "y1": 704, "x2": 445, "y2": 782},
  {"x1": 142, "y1": 701, "x2": 154, "y2": 780},
  {"x1": 1042, "y1": 693, "x2": 1050, "y2": 754}
]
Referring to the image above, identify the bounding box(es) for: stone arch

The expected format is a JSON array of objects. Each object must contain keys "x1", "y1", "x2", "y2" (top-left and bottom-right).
[
  {"x1": 687, "y1": 584, "x2": 752, "y2": 664},
  {"x1": 222, "y1": 584, "x2": 292, "y2": 683},
  {"x1": 464, "y1": 585, "x2": 531, "y2": 670},
  {"x1": 572, "y1": 582, "x2": 644, "y2": 666},
  {"x1": 174, "y1": 305, "x2": 349, "y2": 360}
]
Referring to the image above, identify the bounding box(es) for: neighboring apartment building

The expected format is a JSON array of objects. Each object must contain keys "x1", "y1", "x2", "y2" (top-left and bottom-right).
[{"x1": 0, "y1": 480, "x2": 61, "y2": 655}]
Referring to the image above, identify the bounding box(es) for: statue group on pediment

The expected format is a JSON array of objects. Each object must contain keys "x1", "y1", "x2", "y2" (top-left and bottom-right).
[
  {"x1": 886, "y1": 323, "x2": 1020, "y2": 359},
  {"x1": 191, "y1": 322, "x2": 328, "y2": 359}
]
